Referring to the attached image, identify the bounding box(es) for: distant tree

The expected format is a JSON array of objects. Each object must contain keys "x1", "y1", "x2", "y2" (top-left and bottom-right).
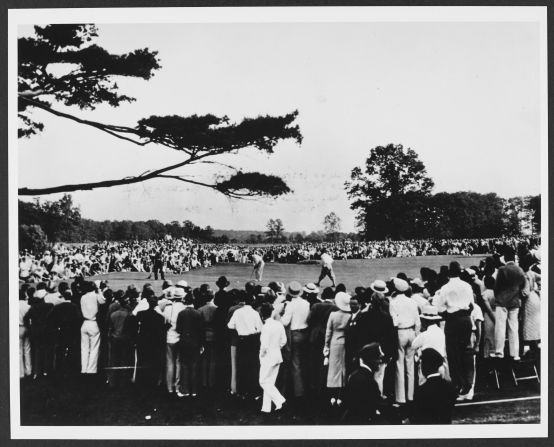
[
  {"x1": 18, "y1": 24, "x2": 302, "y2": 198},
  {"x1": 345, "y1": 144, "x2": 434, "y2": 239},
  {"x1": 19, "y1": 224, "x2": 49, "y2": 253},
  {"x1": 266, "y1": 218, "x2": 285, "y2": 242},
  {"x1": 323, "y1": 212, "x2": 342, "y2": 241}
]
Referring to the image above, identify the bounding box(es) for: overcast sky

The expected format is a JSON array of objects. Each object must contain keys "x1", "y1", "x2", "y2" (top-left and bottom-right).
[{"x1": 18, "y1": 21, "x2": 542, "y2": 233}]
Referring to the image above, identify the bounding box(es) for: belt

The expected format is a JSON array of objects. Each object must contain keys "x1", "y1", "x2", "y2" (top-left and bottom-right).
[
  {"x1": 291, "y1": 327, "x2": 308, "y2": 332},
  {"x1": 397, "y1": 325, "x2": 415, "y2": 330}
]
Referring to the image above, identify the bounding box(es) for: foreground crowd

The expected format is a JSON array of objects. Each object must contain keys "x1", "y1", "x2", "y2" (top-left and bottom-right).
[
  {"x1": 19, "y1": 236, "x2": 538, "y2": 283},
  {"x1": 19, "y1": 246, "x2": 541, "y2": 424}
]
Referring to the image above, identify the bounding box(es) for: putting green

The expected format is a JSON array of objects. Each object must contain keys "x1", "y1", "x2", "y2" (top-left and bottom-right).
[{"x1": 90, "y1": 254, "x2": 485, "y2": 293}]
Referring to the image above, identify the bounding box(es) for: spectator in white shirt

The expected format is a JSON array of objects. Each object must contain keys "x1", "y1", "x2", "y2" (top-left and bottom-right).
[
  {"x1": 164, "y1": 287, "x2": 186, "y2": 393},
  {"x1": 80, "y1": 281, "x2": 106, "y2": 374},
  {"x1": 412, "y1": 305, "x2": 447, "y2": 385},
  {"x1": 281, "y1": 281, "x2": 310, "y2": 399},
  {"x1": 259, "y1": 303, "x2": 287, "y2": 413},
  {"x1": 389, "y1": 278, "x2": 420, "y2": 405},
  {"x1": 436, "y1": 262, "x2": 475, "y2": 399},
  {"x1": 228, "y1": 292, "x2": 263, "y2": 398}
]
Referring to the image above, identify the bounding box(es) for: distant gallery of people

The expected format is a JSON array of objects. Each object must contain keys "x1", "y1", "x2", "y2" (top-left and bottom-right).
[
  {"x1": 19, "y1": 236, "x2": 539, "y2": 283},
  {"x1": 19, "y1": 244, "x2": 541, "y2": 424}
]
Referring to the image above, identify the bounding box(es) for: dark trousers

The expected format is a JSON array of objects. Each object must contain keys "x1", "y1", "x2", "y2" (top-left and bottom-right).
[
  {"x1": 445, "y1": 313, "x2": 473, "y2": 393},
  {"x1": 30, "y1": 332, "x2": 54, "y2": 376},
  {"x1": 153, "y1": 264, "x2": 164, "y2": 280},
  {"x1": 237, "y1": 334, "x2": 261, "y2": 396},
  {"x1": 137, "y1": 344, "x2": 164, "y2": 387},
  {"x1": 179, "y1": 348, "x2": 200, "y2": 395},
  {"x1": 54, "y1": 339, "x2": 80, "y2": 375},
  {"x1": 201, "y1": 341, "x2": 217, "y2": 388},
  {"x1": 107, "y1": 337, "x2": 133, "y2": 387},
  {"x1": 290, "y1": 329, "x2": 309, "y2": 397},
  {"x1": 309, "y1": 338, "x2": 327, "y2": 393}
]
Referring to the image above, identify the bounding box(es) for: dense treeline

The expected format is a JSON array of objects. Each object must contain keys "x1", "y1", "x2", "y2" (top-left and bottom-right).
[
  {"x1": 19, "y1": 195, "x2": 229, "y2": 248},
  {"x1": 346, "y1": 144, "x2": 540, "y2": 240}
]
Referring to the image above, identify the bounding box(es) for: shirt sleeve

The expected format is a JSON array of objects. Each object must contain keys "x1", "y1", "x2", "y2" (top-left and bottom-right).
[
  {"x1": 281, "y1": 302, "x2": 292, "y2": 327},
  {"x1": 227, "y1": 311, "x2": 236, "y2": 330}
]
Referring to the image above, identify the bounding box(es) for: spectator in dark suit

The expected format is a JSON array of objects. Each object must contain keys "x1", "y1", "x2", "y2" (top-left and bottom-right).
[
  {"x1": 176, "y1": 292, "x2": 205, "y2": 397},
  {"x1": 410, "y1": 348, "x2": 457, "y2": 424},
  {"x1": 24, "y1": 290, "x2": 55, "y2": 379},
  {"x1": 47, "y1": 290, "x2": 81, "y2": 375},
  {"x1": 136, "y1": 289, "x2": 166, "y2": 388},
  {"x1": 107, "y1": 293, "x2": 137, "y2": 387},
  {"x1": 306, "y1": 287, "x2": 337, "y2": 395},
  {"x1": 198, "y1": 288, "x2": 218, "y2": 390},
  {"x1": 213, "y1": 276, "x2": 232, "y2": 391},
  {"x1": 342, "y1": 342, "x2": 386, "y2": 424}
]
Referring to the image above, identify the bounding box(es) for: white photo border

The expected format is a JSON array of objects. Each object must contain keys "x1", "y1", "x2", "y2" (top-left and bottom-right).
[{"x1": 8, "y1": 5, "x2": 548, "y2": 440}]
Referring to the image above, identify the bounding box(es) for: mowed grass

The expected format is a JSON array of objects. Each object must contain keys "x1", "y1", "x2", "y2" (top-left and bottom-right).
[{"x1": 90, "y1": 255, "x2": 485, "y2": 292}]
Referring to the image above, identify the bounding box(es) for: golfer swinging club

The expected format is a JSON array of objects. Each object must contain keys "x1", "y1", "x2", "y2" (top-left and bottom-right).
[
  {"x1": 316, "y1": 247, "x2": 336, "y2": 287},
  {"x1": 252, "y1": 250, "x2": 265, "y2": 282}
]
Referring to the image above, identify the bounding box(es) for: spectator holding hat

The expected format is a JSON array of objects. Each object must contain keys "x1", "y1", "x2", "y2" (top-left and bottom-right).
[
  {"x1": 324, "y1": 291, "x2": 352, "y2": 406},
  {"x1": 389, "y1": 277, "x2": 420, "y2": 405}
]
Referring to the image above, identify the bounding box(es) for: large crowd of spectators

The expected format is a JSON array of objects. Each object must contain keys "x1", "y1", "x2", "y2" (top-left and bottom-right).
[
  {"x1": 18, "y1": 238, "x2": 541, "y2": 424},
  {"x1": 19, "y1": 236, "x2": 540, "y2": 283}
]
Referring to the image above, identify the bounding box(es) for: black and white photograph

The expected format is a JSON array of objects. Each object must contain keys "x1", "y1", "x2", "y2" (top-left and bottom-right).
[{"x1": 8, "y1": 5, "x2": 548, "y2": 440}]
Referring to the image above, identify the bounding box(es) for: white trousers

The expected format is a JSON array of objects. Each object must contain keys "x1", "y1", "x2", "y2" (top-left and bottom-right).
[
  {"x1": 494, "y1": 307, "x2": 519, "y2": 357},
  {"x1": 81, "y1": 320, "x2": 101, "y2": 374},
  {"x1": 395, "y1": 329, "x2": 415, "y2": 403},
  {"x1": 259, "y1": 361, "x2": 285, "y2": 413},
  {"x1": 19, "y1": 326, "x2": 31, "y2": 378}
]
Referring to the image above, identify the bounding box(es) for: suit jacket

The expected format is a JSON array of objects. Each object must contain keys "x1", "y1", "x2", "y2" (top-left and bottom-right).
[
  {"x1": 136, "y1": 308, "x2": 166, "y2": 352},
  {"x1": 176, "y1": 306, "x2": 205, "y2": 353},
  {"x1": 259, "y1": 319, "x2": 287, "y2": 366},
  {"x1": 494, "y1": 262, "x2": 527, "y2": 309},
  {"x1": 343, "y1": 366, "x2": 382, "y2": 424},
  {"x1": 410, "y1": 375, "x2": 457, "y2": 424},
  {"x1": 307, "y1": 301, "x2": 338, "y2": 345}
]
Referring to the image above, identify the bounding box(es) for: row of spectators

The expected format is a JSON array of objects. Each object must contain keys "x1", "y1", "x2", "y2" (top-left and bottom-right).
[
  {"x1": 19, "y1": 244, "x2": 541, "y2": 424},
  {"x1": 19, "y1": 236, "x2": 540, "y2": 283}
]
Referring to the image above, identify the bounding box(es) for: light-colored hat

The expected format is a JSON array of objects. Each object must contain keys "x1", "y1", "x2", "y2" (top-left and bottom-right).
[
  {"x1": 303, "y1": 283, "x2": 319, "y2": 294},
  {"x1": 392, "y1": 278, "x2": 410, "y2": 293},
  {"x1": 276, "y1": 282, "x2": 286, "y2": 294},
  {"x1": 410, "y1": 278, "x2": 426, "y2": 289},
  {"x1": 369, "y1": 280, "x2": 388, "y2": 294},
  {"x1": 176, "y1": 280, "x2": 188, "y2": 288},
  {"x1": 334, "y1": 292, "x2": 351, "y2": 312},
  {"x1": 421, "y1": 305, "x2": 442, "y2": 321},
  {"x1": 465, "y1": 268, "x2": 477, "y2": 277},
  {"x1": 164, "y1": 286, "x2": 176, "y2": 299},
  {"x1": 173, "y1": 287, "x2": 186, "y2": 299},
  {"x1": 287, "y1": 281, "x2": 302, "y2": 297}
]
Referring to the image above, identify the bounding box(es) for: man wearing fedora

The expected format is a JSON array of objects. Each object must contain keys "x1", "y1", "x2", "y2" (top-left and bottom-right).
[
  {"x1": 281, "y1": 281, "x2": 310, "y2": 401},
  {"x1": 163, "y1": 287, "x2": 186, "y2": 394},
  {"x1": 213, "y1": 276, "x2": 232, "y2": 391},
  {"x1": 307, "y1": 287, "x2": 338, "y2": 396},
  {"x1": 389, "y1": 278, "x2": 420, "y2": 405},
  {"x1": 342, "y1": 342, "x2": 386, "y2": 424},
  {"x1": 316, "y1": 248, "x2": 336, "y2": 288}
]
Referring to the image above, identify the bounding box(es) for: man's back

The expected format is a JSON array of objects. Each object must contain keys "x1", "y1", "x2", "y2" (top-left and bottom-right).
[
  {"x1": 411, "y1": 376, "x2": 457, "y2": 424},
  {"x1": 495, "y1": 263, "x2": 526, "y2": 308}
]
